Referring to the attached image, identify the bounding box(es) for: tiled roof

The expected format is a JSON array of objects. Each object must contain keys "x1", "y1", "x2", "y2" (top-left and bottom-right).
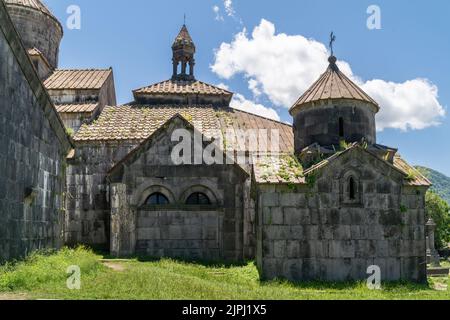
[
  {"x1": 133, "y1": 79, "x2": 233, "y2": 96},
  {"x1": 216, "y1": 109, "x2": 294, "y2": 153},
  {"x1": 43, "y1": 68, "x2": 112, "y2": 90},
  {"x1": 74, "y1": 105, "x2": 294, "y2": 154},
  {"x1": 173, "y1": 24, "x2": 194, "y2": 47},
  {"x1": 254, "y1": 154, "x2": 305, "y2": 184},
  {"x1": 55, "y1": 103, "x2": 99, "y2": 114},
  {"x1": 303, "y1": 144, "x2": 430, "y2": 187},
  {"x1": 290, "y1": 56, "x2": 379, "y2": 113},
  {"x1": 393, "y1": 156, "x2": 431, "y2": 186},
  {"x1": 75, "y1": 105, "x2": 220, "y2": 142}
]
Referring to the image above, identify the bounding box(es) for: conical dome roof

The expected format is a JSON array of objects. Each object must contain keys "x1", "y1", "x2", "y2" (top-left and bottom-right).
[
  {"x1": 4, "y1": 0, "x2": 59, "y2": 22},
  {"x1": 290, "y1": 56, "x2": 379, "y2": 114},
  {"x1": 172, "y1": 24, "x2": 195, "y2": 48}
]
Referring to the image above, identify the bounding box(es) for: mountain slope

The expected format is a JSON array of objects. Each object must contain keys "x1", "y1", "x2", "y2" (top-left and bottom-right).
[{"x1": 415, "y1": 166, "x2": 450, "y2": 204}]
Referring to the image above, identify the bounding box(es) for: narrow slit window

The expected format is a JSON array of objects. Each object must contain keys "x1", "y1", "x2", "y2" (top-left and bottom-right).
[
  {"x1": 339, "y1": 117, "x2": 344, "y2": 137},
  {"x1": 349, "y1": 177, "x2": 356, "y2": 200}
]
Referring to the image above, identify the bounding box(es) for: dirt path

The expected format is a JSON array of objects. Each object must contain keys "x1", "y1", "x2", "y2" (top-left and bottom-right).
[
  {"x1": 0, "y1": 293, "x2": 29, "y2": 300},
  {"x1": 101, "y1": 261, "x2": 127, "y2": 272}
]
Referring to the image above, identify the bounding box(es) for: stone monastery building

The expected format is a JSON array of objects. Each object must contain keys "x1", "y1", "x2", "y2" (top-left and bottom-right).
[{"x1": 0, "y1": 0, "x2": 432, "y2": 282}]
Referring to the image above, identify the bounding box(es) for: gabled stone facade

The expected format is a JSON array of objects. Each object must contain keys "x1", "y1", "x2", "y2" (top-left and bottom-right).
[
  {"x1": 255, "y1": 146, "x2": 428, "y2": 282},
  {"x1": 108, "y1": 115, "x2": 249, "y2": 260}
]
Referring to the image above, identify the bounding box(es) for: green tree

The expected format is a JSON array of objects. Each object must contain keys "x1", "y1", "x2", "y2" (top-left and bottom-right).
[{"x1": 426, "y1": 191, "x2": 450, "y2": 249}]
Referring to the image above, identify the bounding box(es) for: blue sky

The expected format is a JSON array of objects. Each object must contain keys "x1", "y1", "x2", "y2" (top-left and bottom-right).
[{"x1": 46, "y1": 0, "x2": 450, "y2": 176}]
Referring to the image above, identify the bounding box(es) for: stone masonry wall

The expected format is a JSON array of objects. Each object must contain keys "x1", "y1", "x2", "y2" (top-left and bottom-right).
[
  {"x1": 108, "y1": 117, "x2": 248, "y2": 261},
  {"x1": 66, "y1": 142, "x2": 136, "y2": 248},
  {"x1": 292, "y1": 100, "x2": 377, "y2": 153},
  {"x1": 256, "y1": 148, "x2": 427, "y2": 282},
  {"x1": 0, "y1": 3, "x2": 69, "y2": 262},
  {"x1": 136, "y1": 210, "x2": 223, "y2": 260},
  {"x1": 6, "y1": 3, "x2": 63, "y2": 69}
]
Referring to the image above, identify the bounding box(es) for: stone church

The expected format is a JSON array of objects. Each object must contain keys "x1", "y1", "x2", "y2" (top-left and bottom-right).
[{"x1": 1, "y1": 0, "x2": 432, "y2": 282}]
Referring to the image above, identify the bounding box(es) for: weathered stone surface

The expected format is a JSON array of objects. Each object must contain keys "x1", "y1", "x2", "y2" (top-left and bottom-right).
[
  {"x1": 257, "y1": 147, "x2": 427, "y2": 283},
  {"x1": 0, "y1": 1, "x2": 70, "y2": 262},
  {"x1": 104, "y1": 118, "x2": 249, "y2": 261},
  {"x1": 5, "y1": 0, "x2": 63, "y2": 69},
  {"x1": 293, "y1": 100, "x2": 377, "y2": 153}
]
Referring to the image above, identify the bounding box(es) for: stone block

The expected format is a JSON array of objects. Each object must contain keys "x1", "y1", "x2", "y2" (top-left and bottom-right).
[
  {"x1": 284, "y1": 208, "x2": 310, "y2": 225},
  {"x1": 289, "y1": 225, "x2": 304, "y2": 240},
  {"x1": 388, "y1": 240, "x2": 401, "y2": 257},
  {"x1": 304, "y1": 225, "x2": 319, "y2": 240},
  {"x1": 368, "y1": 226, "x2": 384, "y2": 240},
  {"x1": 274, "y1": 240, "x2": 286, "y2": 258},
  {"x1": 400, "y1": 257, "x2": 420, "y2": 281},
  {"x1": 263, "y1": 226, "x2": 290, "y2": 240},
  {"x1": 319, "y1": 225, "x2": 334, "y2": 240},
  {"x1": 262, "y1": 193, "x2": 279, "y2": 207},
  {"x1": 309, "y1": 209, "x2": 319, "y2": 224},
  {"x1": 137, "y1": 227, "x2": 161, "y2": 240},
  {"x1": 329, "y1": 240, "x2": 355, "y2": 258},
  {"x1": 279, "y1": 193, "x2": 305, "y2": 207},
  {"x1": 262, "y1": 258, "x2": 283, "y2": 280},
  {"x1": 262, "y1": 240, "x2": 274, "y2": 258},
  {"x1": 270, "y1": 207, "x2": 284, "y2": 225},
  {"x1": 286, "y1": 241, "x2": 300, "y2": 258},
  {"x1": 333, "y1": 225, "x2": 351, "y2": 240},
  {"x1": 282, "y1": 259, "x2": 302, "y2": 281}
]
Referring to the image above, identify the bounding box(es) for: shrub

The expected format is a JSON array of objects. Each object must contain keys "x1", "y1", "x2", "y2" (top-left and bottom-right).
[{"x1": 426, "y1": 192, "x2": 450, "y2": 249}]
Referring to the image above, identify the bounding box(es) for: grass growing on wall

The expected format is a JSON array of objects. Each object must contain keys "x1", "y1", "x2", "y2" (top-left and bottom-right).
[{"x1": 0, "y1": 247, "x2": 449, "y2": 300}]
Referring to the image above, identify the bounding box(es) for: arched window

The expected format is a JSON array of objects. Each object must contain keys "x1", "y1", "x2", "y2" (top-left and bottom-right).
[
  {"x1": 145, "y1": 192, "x2": 169, "y2": 205},
  {"x1": 186, "y1": 192, "x2": 211, "y2": 205},
  {"x1": 349, "y1": 177, "x2": 356, "y2": 200},
  {"x1": 339, "y1": 117, "x2": 344, "y2": 137}
]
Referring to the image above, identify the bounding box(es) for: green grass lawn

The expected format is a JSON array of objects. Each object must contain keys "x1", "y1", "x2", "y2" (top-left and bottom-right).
[{"x1": 0, "y1": 247, "x2": 449, "y2": 300}]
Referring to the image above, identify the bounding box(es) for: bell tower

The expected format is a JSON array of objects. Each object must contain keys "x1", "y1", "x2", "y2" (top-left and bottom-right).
[{"x1": 171, "y1": 24, "x2": 196, "y2": 81}]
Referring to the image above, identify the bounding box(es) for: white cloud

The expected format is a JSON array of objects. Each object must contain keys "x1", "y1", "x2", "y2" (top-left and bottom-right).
[
  {"x1": 224, "y1": 0, "x2": 235, "y2": 17},
  {"x1": 212, "y1": 5, "x2": 224, "y2": 21},
  {"x1": 362, "y1": 79, "x2": 446, "y2": 131},
  {"x1": 211, "y1": 19, "x2": 446, "y2": 131}
]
